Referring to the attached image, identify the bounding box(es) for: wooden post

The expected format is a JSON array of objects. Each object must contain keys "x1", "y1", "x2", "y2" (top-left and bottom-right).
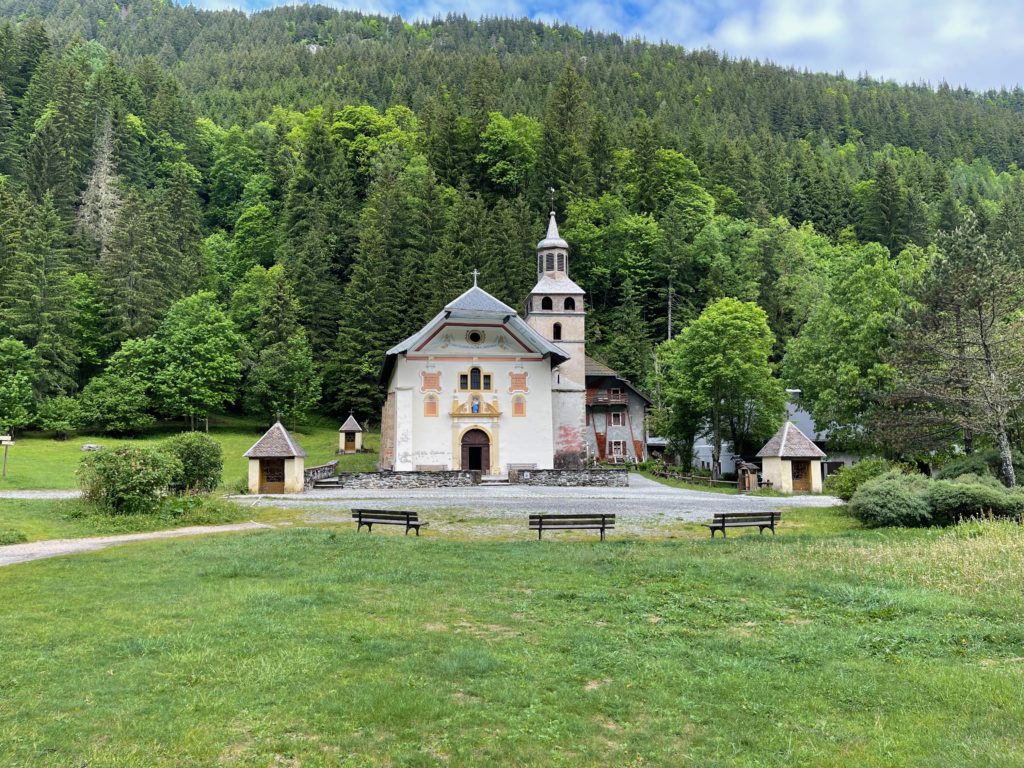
[{"x1": 2, "y1": 443, "x2": 7, "y2": 478}]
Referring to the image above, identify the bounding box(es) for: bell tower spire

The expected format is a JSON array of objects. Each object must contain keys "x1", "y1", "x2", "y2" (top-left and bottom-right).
[{"x1": 536, "y1": 209, "x2": 570, "y2": 277}]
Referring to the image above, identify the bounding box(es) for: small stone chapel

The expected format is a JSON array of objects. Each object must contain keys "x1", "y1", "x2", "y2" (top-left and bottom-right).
[{"x1": 377, "y1": 212, "x2": 588, "y2": 475}]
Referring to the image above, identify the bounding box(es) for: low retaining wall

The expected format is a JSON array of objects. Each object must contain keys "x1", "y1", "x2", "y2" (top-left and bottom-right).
[
  {"x1": 508, "y1": 468, "x2": 629, "y2": 487},
  {"x1": 303, "y1": 461, "x2": 338, "y2": 489},
  {"x1": 327, "y1": 470, "x2": 481, "y2": 489}
]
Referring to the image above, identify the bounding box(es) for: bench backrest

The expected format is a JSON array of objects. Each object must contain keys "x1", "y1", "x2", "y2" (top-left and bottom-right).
[
  {"x1": 528, "y1": 514, "x2": 615, "y2": 527},
  {"x1": 352, "y1": 509, "x2": 419, "y2": 522},
  {"x1": 711, "y1": 511, "x2": 779, "y2": 523}
]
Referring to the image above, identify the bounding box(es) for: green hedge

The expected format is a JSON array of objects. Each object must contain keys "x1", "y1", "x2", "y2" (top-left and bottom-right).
[{"x1": 825, "y1": 458, "x2": 894, "y2": 501}]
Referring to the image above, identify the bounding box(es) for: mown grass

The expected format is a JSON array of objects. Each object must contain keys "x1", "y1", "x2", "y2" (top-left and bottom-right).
[
  {"x1": 0, "y1": 497, "x2": 254, "y2": 542},
  {"x1": 1, "y1": 509, "x2": 1023, "y2": 766},
  {"x1": 0, "y1": 415, "x2": 379, "y2": 491},
  {"x1": 640, "y1": 469, "x2": 740, "y2": 494}
]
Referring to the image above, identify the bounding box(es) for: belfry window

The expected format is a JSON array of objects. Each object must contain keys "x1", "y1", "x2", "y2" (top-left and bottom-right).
[
  {"x1": 564, "y1": 297, "x2": 576, "y2": 311},
  {"x1": 553, "y1": 322, "x2": 562, "y2": 341},
  {"x1": 557, "y1": 253, "x2": 565, "y2": 272},
  {"x1": 545, "y1": 253, "x2": 555, "y2": 272},
  {"x1": 541, "y1": 296, "x2": 553, "y2": 311}
]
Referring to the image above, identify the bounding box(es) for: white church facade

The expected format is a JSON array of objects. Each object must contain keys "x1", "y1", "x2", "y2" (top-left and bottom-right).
[{"x1": 378, "y1": 213, "x2": 590, "y2": 475}]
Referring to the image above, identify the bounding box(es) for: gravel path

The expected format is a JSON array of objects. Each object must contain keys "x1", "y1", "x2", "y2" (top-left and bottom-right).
[
  {"x1": 240, "y1": 473, "x2": 841, "y2": 523},
  {"x1": 0, "y1": 521, "x2": 274, "y2": 567},
  {"x1": 0, "y1": 490, "x2": 81, "y2": 500}
]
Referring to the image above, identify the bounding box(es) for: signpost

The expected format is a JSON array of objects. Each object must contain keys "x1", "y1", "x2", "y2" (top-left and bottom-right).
[{"x1": 0, "y1": 435, "x2": 13, "y2": 478}]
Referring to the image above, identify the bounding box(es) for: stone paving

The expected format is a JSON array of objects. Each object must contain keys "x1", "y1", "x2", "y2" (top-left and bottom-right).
[{"x1": 243, "y1": 473, "x2": 841, "y2": 524}]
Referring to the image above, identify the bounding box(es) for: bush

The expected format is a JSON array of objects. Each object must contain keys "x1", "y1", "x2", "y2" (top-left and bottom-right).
[
  {"x1": 163, "y1": 432, "x2": 223, "y2": 493},
  {"x1": 825, "y1": 458, "x2": 894, "y2": 501},
  {"x1": 77, "y1": 446, "x2": 181, "y2": 515},
  {"x1": 935, "y1": 448, "x2": 1024, "y2": 482},
  {"x1": 849, "y1": 471, "x2": 932, "y2": 528},
  {"x1": 0, "y1": 528, "x2": 27, "y2": 544},
  {"x1": 926, "y1": 479, "x2": 1024, "y2": 525},
  {"x1": 34, "y1": 396, "x2": 83, "y2": 439}
]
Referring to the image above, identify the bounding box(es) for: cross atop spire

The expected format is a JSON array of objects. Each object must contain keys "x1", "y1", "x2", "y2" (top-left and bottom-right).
[
  {"x1": 471, "y1": 268, "x2": 480, "y2": 287},
  {"x1": 548, "y1": 186, "x2": 556, "y2": 212}
]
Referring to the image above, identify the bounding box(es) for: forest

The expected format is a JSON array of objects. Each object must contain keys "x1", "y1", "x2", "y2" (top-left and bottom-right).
[{"x1": 0, "y1": 1, "x2": 1021, "y2": 478}]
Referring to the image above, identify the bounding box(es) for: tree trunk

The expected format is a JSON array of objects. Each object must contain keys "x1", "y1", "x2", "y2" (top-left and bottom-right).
[{"x1": 997, "y1": 422, "x2": 1016, "y2": 487}]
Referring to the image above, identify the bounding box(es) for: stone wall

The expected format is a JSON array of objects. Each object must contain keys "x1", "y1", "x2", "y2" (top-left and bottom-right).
[
  {"x1": 303, "y1": 461, "x2": 338, "y2": 490},
  {"x1": 508, "y1": 468, "x2": 629, "y2": 486},
  {"x1": 326, "y1": 470, "x2": 481, "y2": 489}
]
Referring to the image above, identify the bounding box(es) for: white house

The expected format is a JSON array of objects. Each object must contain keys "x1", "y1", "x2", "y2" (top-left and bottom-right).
[{"x1": 377, "y1": 213, "x2": 589, "y2": 475}]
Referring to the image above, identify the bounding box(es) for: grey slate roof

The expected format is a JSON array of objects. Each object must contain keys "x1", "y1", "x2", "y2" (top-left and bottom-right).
[
  {"x1": 537, "y1": 211, "x2": 569, "y2": 250},
  {"x1": 445, "y1": 285, "x2": 515, "y2": 313},
  {"x1": 756, "y1": 421, "x2": 826, "y2": 459},
  {"x1": 339, "y1": 414, "x2": 362, "y2": 433},
  {"x1": 528, "y1": 274, "x2": 586, "y2": 296},
  {"x1": 381, "y1": 283, "x2": 570, "y2": 383},
  {"x1": 243, "y1": 422, "x2": 308, "y2": 459}
]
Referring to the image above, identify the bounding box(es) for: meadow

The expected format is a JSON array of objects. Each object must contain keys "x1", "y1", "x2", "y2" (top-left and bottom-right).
[
  {"x1": 1, "y1": 506, "x2": 1022, "y2": 767},
  {"x1": 0, "y1": 416, "x2": 378, "y2": 491}
]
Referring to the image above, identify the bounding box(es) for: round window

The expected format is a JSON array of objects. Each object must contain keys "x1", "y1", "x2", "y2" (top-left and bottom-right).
[{"x1": 466, "y1": 330, "x2": 485, "y2": 344}]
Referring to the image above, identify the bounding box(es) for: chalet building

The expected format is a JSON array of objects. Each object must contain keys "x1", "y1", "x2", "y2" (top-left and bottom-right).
[
  {"x1": 584, "y1": 357, "x2": 650, "y2": 462},
  {"x1": 377, "y1": 212, "x2": 589, "y2": 475}
]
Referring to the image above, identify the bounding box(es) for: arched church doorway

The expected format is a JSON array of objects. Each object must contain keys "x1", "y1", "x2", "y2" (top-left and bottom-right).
[{"x1": 461, "y1": 429, "x2": 490, "y2": 473}]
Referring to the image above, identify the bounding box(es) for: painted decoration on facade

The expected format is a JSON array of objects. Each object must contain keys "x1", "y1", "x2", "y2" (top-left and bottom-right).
[
  {"x1": 508, "y1": 371, "x2": 529, "y2": 393},
  {"x1": 420, "y1": 370, "x2": 442, "y2": 392}
]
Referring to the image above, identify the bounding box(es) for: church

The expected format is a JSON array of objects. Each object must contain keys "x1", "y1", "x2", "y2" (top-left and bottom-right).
[{"x1": 378, "y1": 212, "x2": 590, "y2": 474}]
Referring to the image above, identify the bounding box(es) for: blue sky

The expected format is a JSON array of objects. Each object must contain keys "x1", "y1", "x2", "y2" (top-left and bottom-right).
[{"x1": 190, "y1": 0, "x2": 1023, "y2": 90}]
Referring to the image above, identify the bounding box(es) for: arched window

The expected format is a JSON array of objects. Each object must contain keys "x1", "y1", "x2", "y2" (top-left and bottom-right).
[
  {"x1": 553, "y1": 322, "x2": 562, "y2": 341},
  {"x1": 541, "y1": 296, "x2": 553, "y2": 311},
  {"x1": 564, "y1": 297, "x2": 576, "y2": 311},
  {"x1": 470, "y1": 367, "x2": 482, "y2": 390}
]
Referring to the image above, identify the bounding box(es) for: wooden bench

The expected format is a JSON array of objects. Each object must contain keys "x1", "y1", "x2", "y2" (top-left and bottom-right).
[
  {"x1": 529, "y1": 514, "x2": 615, "y2": 541},
  {"x1": 706, "y1": 511, "x2": 780, "y2": 538},
  {"x1": 351, "y1": 509, "x2": 426, "y2": 536}
]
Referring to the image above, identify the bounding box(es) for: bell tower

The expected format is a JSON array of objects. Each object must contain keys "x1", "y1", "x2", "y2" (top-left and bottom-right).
[
  {"x1": 525, "y1": 211, "x2": 586, "y2": 386},
  {"x1": 525, "y1": 210, "x2": 588, "y2": 467}
]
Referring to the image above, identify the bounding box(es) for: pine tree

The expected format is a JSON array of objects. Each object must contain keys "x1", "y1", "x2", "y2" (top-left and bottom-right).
[{"x1": 539, "y1": 64, "x2": 593, "y2": 205}]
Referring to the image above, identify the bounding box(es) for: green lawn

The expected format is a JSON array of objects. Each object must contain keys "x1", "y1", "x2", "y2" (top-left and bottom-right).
[
  {"x1": 0, "y1": 415, "x2": 379, "y2": 491},
  {"x1": 2, "y1": 509, "x2": 1023, "y2": 766}
]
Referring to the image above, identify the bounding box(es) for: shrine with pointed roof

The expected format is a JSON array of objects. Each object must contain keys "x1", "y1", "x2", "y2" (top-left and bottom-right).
[{"x1": 378, "y1": 212, "x2": 610, "y2": 475}]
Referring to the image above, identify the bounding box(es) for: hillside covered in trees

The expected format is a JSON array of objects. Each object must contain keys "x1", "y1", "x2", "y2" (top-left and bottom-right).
[{"x1": 0, "y1": 1, "x2": 1023, "y2": 467}]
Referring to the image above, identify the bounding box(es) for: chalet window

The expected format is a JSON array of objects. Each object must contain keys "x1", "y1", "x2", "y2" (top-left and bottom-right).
[
  {"x1": 541, "y1": 296, "x2": 553, "y2": 311},
  {"x1": 470, "y1": 367, "x2": 482, "y2": 390},
  {"x1": 611, "y1": 412, "x2": 624, "y2": 426},
  {"x1": 611, "y1": 440, "x2": 626, "y2": 456},
  {"x1": 553, "y1": 322, "x2": 562, "y2": 341},
  {"x1": 610, "y1": 388, "x2": 622, "y2": 396},
  {"x1": 564, "y1": 297, "x2": 576, "y2": 311}
]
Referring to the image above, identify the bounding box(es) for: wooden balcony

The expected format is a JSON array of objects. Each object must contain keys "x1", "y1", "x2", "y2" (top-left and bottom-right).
[{"x1": 587, "y1": 392, "x2": 628, "y2": 406}]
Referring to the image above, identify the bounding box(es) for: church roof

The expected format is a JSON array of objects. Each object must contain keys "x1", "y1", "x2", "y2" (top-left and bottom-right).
[
  {"x1": 339, "y1": 414, "x2": 362, "y2": 432},
  {"x1": 756, "y1": 421, "x2": 827, "y2": 459},
  {"x1": 537, "y1": 211, "x2": 569, "y2": 250},
  {"x1": 381, "y1": 283, "x2": 570, "y2": 383},
  {"x1": 243, "y1": 422, "x2": 308, "y2": 459},
  {"x1": 445, "y1": 285, "x2": 516, "y2": 313},
  {"x1": 528, "y1": 274, "x2": 586, "y2": 296}
]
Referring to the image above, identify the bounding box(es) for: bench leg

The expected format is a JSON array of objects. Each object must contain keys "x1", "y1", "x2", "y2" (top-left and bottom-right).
[
  {"x1": 600, "y1": 527, "x2": 606, "y2": 542},
  {"x1": 538, "y1": 527, "x2": 543, "y2": 540}
]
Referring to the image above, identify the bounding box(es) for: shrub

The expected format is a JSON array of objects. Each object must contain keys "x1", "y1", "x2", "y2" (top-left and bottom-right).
[
  {"x1": 34, "y1": 396, "x2": 83, "y2": 439},
  {"x1": 163, "y1": 432, "x2": 223, "y2": 493},
  {"x1": 825, "y1": 458, "x2": 894, "y2": 501},
  {"x1": 935, "y1": 448, "x2": 1024, "y2": 482},
  {"x1": 77, "y1": 446, "x2": 181, "y2": 515},
  {"x1": 849, "y1": 471, "x2": 932, "y2": 528},
  {"x1": 926, "y1": 479, "x2": 1024, "y2": 525},
  {"x1": 0, "y1": 528, "x2": 27, "y2": 545}
]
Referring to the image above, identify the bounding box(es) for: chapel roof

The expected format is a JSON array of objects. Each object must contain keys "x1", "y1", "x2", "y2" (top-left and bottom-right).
[
  {"x1": 243, "y1": 422, "x2": 308, "y2": 459},
  {"x1": 528, "y1": 274, "x2": 586, "y2": 296},
  {"x1": 339, "y1": 414, "x2": 362, "y2": 432},
  {"x1": 756, "y1": 421, "x2": 827, "y2": 459},
  {"x1": 537, "y1": 210, "x2": 569, "y2": 250},
  {"x1": 381, "y1": 283, "x2": 570, "y2": 383}
]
